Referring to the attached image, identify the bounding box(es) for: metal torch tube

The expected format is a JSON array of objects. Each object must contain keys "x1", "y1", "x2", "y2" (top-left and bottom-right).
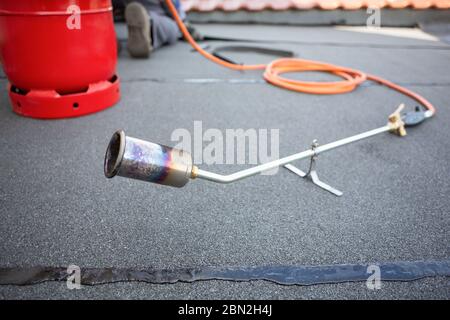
[
  {"x1": 195, "y1": 125, "x2": 391, "y2": 184},
  {"x1": 314, "y1": 125, "x2": 390, "y2": 154},
  {"x1": 104, "y1": 130, "x2": 193, "y2": 187}
]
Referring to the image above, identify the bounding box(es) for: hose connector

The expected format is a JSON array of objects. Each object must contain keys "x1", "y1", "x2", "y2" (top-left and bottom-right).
[
  {"x1": 402, "y1": 105, "x2": 428, "y2": 127},
  {"x1": 388, "y1": 104, "x2": 407, "y2": 137}
]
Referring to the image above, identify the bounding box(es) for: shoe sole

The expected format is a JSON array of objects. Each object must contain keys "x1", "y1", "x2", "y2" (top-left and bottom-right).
[{"x1": 125, "y1": 3, "x2": 152, "y2": 58}]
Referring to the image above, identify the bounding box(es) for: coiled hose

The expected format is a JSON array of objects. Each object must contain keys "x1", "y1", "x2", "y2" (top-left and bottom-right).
[{"x1": 164, "y1": 0, "x2": 436, "y2": 116}]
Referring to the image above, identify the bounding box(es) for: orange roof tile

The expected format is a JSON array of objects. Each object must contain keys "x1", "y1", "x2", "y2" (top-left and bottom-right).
[{"x1": 181, "y1": 0, "x2": 450, "y2": 11}]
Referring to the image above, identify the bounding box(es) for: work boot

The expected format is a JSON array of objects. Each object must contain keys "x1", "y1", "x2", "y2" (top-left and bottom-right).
[{"x1": 125, "y1": 2, "x2": 152, "y2": 58}]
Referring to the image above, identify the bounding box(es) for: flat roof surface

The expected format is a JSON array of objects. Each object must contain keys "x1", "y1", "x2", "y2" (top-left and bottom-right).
[{"x1": 0, "y1": 24, "x2": 449, "y2": 299}]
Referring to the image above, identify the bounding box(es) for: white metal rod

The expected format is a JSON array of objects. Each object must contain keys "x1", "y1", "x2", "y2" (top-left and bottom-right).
[
  {"x1": 195, "y1": 124, "x2": 391, "y2": 184},
  {"x1": 315, "y1": 125, "x2": 390, "y2": 154}
]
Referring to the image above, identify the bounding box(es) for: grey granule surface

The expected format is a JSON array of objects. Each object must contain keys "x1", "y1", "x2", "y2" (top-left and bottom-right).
[{"x1": 0, "y1": 24, "x2": 449, "y2": 299}]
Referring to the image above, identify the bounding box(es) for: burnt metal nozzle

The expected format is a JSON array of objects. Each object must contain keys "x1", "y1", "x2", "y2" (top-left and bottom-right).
[{"x1": 104, "y1": 130, "x2": 193, "y2": 187}]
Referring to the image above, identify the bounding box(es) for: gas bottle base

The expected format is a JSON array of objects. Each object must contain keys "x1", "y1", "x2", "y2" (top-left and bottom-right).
[{"x1": 8, "y1": 76, "x2": 120, "y2": 119}]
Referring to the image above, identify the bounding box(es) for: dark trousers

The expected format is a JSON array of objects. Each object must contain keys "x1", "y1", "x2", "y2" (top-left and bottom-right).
[{"x1": 114, "y1": 0, "x2": 185, "y2": 49}]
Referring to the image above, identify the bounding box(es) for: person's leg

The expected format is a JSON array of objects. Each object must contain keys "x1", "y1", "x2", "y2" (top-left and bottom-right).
[
  {"x1": 148, "y1": 11, "x2": 181, "y2": 49},
  {"x1": 125, "y1": 2, "x2": 152, "y2": 58}
]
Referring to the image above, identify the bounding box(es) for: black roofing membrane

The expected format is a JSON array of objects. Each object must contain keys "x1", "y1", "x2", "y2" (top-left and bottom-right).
[{"x1": 1, "y1": 260, "x2": 449, "y2": 286}]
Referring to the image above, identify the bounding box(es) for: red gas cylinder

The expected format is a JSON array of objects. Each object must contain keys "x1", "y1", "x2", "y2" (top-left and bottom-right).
[{"x1": 0, "y1": 0, "x2": 120, "y2": 119}]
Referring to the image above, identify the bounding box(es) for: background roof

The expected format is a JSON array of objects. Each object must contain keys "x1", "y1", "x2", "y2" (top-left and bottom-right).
[{"x1": 181, "y1": 0, "x2": 450, "y2": 11}]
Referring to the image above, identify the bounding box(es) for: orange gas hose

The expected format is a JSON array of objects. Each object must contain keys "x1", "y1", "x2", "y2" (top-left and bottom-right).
[{"x1": 165, "y1": 0, "x2": 436, "y2": 115}]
